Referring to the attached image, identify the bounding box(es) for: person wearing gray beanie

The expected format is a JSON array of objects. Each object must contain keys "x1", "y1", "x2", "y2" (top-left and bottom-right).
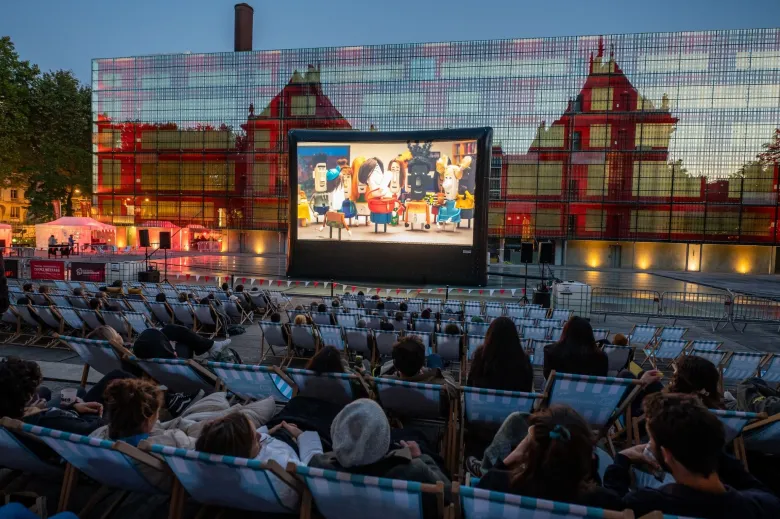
[{"x1": 330, "y1": 399, "x2": 390, "y2": 467}]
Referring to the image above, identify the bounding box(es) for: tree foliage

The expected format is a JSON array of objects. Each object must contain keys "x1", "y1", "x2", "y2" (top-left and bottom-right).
[
  {"x1": 0, "y1": 37, "x2": 91, "y2": 223},
  {"x1": 758, "y1": 128, "x2": 780, "y2": 166}
]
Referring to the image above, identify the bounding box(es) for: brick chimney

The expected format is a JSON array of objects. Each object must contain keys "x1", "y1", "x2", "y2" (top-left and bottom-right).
[{"x1": 234, "y1": 3, "x2": 254, "y2": 52}]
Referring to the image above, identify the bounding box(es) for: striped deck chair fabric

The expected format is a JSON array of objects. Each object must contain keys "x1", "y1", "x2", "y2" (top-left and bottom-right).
[
  {"x1": 592, "y1": 328, "x2": 610, "y2": 342},
  {"x1": 657, "y1": 326, "x2": 688, "y2": 341},
  {"x1": 285, "y1": 368, "x2": 356, "y2": 406},
  {"x1": 689, "y1": 340, "x2": 722, "y2": 351},
  {"x1": 628, "y1": 325, "x2": 658, "y2": 346},
  {"x1": 549, "y1": 327, "x2": 564, "y2": 342},
  {"x1": 75, "y1": 309, "x2": 103, "y2": 331},
  {"x1": 760, "y1": 354, "x2": 780, "y2": 383},
  {"x1": 723, "y1": 352, "x2": 765, "y2": 384},
  {"x1": 192, "y1": 304, "x2": 220, "y2": 336},
  {"x1": 150, "y1": 445, "x2": 296, "y2": 513},
  {"x1": 343, "y1": 298, "x2": 359, "y2": 310},
  {"x1": 466, "y1": 321, "x2": 490, "y2": 336},
  {"x1": 374, "y1": 330, "x2": 400, "y2": 357},
  {"x1": 406, "y1": 299, "x2": 423, "y2": 313},
  {"x1": 505, "y1": 304, "x2": 525, "y2": 318},
  {"x1": 526, "y1": 307, "x2": 548, "y2": 320},
  {"x1": 32, "y1": 305, "x2": 62, "y2": 332},
  {"x1": 125, "y1": 311, "x2": 151, "y2": 335},
  {"x1": 49, "y1": 295, "x2": 70, "y2": 308},
  {"x1": 260, "y1": 321, "x2": 288, "y2": 350},
  {"x1": 484, "y1": 302, "x2": 504, "y2": 318},
  {"x1": 689, "y1": 348, "x2": 727, "y2": 367},
  {"x1": 544, "y1": 372, "x2": 639, "y2": 431},
  {"x1": 207, "y1": 362, "x2": 293, "y2": 402},
  {"x1": 463, "y1": 301, "x2": 482, "y2": 317},
  {"x1": 15, "y1": 306, "x2": 42, "y2": 330},
  {"x1": 344, "y1": 326, "x2": 372, "y2": 356},
  {"x1": 290, "y1": 324, "x2": 318, "y2": 352},
  {"x1": 365, "y1": 314, "x2": 382, "y2": 330},
  {"x1": 335, "y1": 313, "x2": 358, "y2": 329},
  {"x1": 646, "y1": 339, "x2": 688, "y2": 367},
  {"x1": 744, "y1": 415, "x2": 780, "y2": 454},
  {"x1": 537, "y1": 319, "x2": 561, "y2": 330},
  {"x1": 127, "y1": 300, "x2": 152, "y2": 320},
  {"x1": 413, "y1": 318, "x2": 437, "y2": 333},
  {"x1": 466, "y1": 334, "x2": 484, "y2": 360},
  {"x1": 710, "y1": 409, "x2": 761, "y2": 444},
  {"x1": 130, "y1": 357, "x2": 217, "y2": 394},
  {"x1": 523, "y1": 325, "x2": 547, "y2": 341},
  {"x1": 390, "y1": 316, "x2": 409, "y2": 332},
  {"x1": 169, "y1": 302, "x2": 195, "y2": 327},
  {"x1": 527, "y1": 339, "x2": 547, "y2": 367},
  {"x1": 373, "y1": 377, "x2": 445, "y2": 419},
  {"x1": 66, "y1": 296, "x2": 90, "y2": 310},
  {"x1": 408, "y1": 331, "x2": 433, "y2": 356},
  {"x1": 149, "y1": 302, "x2": 174, "y2": 325},
  {"x1": 26, "y1": 425, "x2": 163, "y2": 494},
  {"x1": 318, "y1": 324, "x2": 345, "y2": 351},
  {"x1": 435, "y1": 333, "x2": 461, "y2": 362},
  {"x1": 462, "y1": 387, "x2": 541, "y2": 428},
  {"x1": 550, "y1": 309, "x2": 572, "y2": 322},
  {"x1": 0, "y1": 419, "x2": 63, "y2": 479},
  {"x1": 60, "y1": 336, "x2": 123, "y2": 376},
  {"x1": 101, "y1": 311, "x2": 129, "y2": 336},
  {"x1": 513, "y1": 317, "x2": 536, "y2": 329},
  {"x1": 459, "y1": 485, "x2": 628, "y2": 519},
  {"x1": 57, "y1": 307, "x2": 84, "y2": 333},
  {"x1": 312, "y1": 312, "x2": 332, "y2": 326},
  {"x1": 363, "y1": 299, "x2": 378, "y2": 310}
]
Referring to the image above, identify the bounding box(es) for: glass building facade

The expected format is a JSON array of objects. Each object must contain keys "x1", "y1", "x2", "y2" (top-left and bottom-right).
[{"x1": 92, "y1": 29, "x2": 780, "y2": 257}]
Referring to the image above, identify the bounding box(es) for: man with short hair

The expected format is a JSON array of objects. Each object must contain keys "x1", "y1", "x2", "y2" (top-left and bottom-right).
[
  {"x1": 605, "y1": 393, "x2": 780, "y2": 518},
  {"x1": 380, "y1": 337, "x2": 455, "y2": 392}
]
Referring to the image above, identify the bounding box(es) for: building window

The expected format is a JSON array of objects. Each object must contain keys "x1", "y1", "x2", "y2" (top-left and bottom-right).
[
  {"x1": 290, "y1": 95, "x2": 316, "y2": 117},
  {"x1": 10, "y1": 190, "x2": 18, "y2": 200},
  {"x1": 589, "y1": 124, "x2": 611, "y2": 148},
  {"x1": 590, "y1": 88, "x2": 613, "y2": 111},
  {"x1": 10, "y1": 207, "x2": 21, "y2": 219}
]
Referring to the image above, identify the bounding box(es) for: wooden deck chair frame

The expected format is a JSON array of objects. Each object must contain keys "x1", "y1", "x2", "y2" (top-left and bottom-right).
[
  {"x1": 12, "y1": 305, "x2": 56, "y2": 348},
  {"x1": 285, "y1": 323, "x2": 321, "y2": 367},
  {"x1": 131, "y1": 356, "x2": 224, "y2": 393},
  {"x1": 192, "y1": 303, "x2": 222, "y2": 339},
  {"x1": 259, "y1": 321, "x2": 289, "y2": 363},
  {"x1": 57, "y1": 333, "x2": 134, "y2": 387},
  {"x1": 641, "y1": 339, "x2": 690, "y2": 370},
  {"x1": 627, "y1": 324, "x2": 659, "y2": 348},
  {"x1": 0, "y1": 307, "x2": 22, "y2": 344},
  {"x1": 742, "y1": 412, "x2": 780, "y2": 458}
]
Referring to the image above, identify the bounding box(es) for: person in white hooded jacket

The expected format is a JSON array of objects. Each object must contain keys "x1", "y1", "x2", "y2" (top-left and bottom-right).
[{"x1": 196, "y1": 412, "x2": 323, "y2": 510}]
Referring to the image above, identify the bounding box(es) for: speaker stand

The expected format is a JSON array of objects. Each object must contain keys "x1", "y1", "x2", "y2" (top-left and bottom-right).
[
  {"x1": 163, "y1": 249, "x2": 168, "y2": 283},
  {"x1": 522, "y1": 263, "x2": 529, "y2": 303}
]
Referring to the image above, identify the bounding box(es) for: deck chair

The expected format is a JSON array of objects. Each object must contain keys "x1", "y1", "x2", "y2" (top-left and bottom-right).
[
  {"x1": 505, "y1": 303, "x2": 525, "y2": 318},
  {"x1": 49, "y1": 294, "x2": 71, "y2": 308},
  {"x1": 342, "y1": 298, "x2": 359, "y2": 310},
  {"x1": 125, "y1": 311, "x2": 153, "y2": 336},
  {"x1": 334, "y1": 312, "x2": 358, "y2": 329},
  {"x1": 522, "y1": 325, "x2": 547, "y2": 341},
  {"x1": 549, "y1": 326, "x2": 564, "y2": 342},
  {"x1": 513, "y1": 317, "x2": 535, "y2": 329},
  {"x1": 66, "y1": 296, "x2": 90, "y2": 310},
  {"x1": 317, "y1": 323, "x2": 346, "y2": 351},
  {"x1": 526, "y1": 307, "x2": 548, "y2": 320},
  {"x1": 14, "y1": 305, "x2": 52, "y2": 346},
  {"x1": 148, "y1": 444, "x2": 300, "y2": 516},
  {"x1": 526, "y1": 339, "x2": 547, "y2": 367},
  {"x1": 74, "y1": 309, "x2": 104, "y2": 332},
  {"x1": 461, "y1": 386, "x2": 541, "y2": 429},
  {"x1": 363, "y1": 299, "x2": 378, "y2": 310},
  {"x1": 285, "y1": 368, "x2": 365, "y2": 406},
  {"x1": 465, "y1": 334, "x2": 484, "y2": 361},
  {"x1": 365, "y1": 314, "x2": 382, "y2": 330},
  {"x1": 627, "y1": 325, "x2": 658, "y2": 347},
  {"x1": 537, "y1": 318, "x2": 561, "y2": 331},
  {"x1": 289, "y1": 324, "x2": 319, "y2": 362},
  {"x1": 375, "y1": 329, "x2": 400, "y2": 358},
  {"x1": 688, "y1": 348, "x2": 727, "y2": 367},
  {"x1": 371, "y1": 377, "x2": 449, "y2": 421},
  {"x1": 456, "y1": 483, "x2": 632, "y2": 519},
  {"x1": 711, "y1": 409, "x2": 763, "y2": 444},
  {"x1": 463, "y1": 301, "x2": 482, "y2": 318},
  {"x1": 435, "y1": 333, "x2": 462, "y2": 362},
  {"x1": 126, "y1": 299, "x2": 153, "y2": 320},
  {"x1": 29, "y1": 293, "x2": 50, "y2": 306},
  {"x1": 207, "y1": 362, "x2": 293, "y2": 402},
  {"x1": 550, "y1": 309, "x2": 572, "y2": 322},
  {"x1": 32, "y1": 305, "x2": 65, "y2": 334},
  {"x1": 311, "y1": 311, "x2": 332, "y2": 326},
  {"x1": 101, "y1": 311, "x2": 130, "y2": 337},
  {"x1": 192, "y1": 304, "x2": 222, "y2": 338},
  {"x1": 59, "y1": 335, "x2": 126, "y2": 385},
  {"x1": 722, "y1": 352, "x2": 766, "y2": 385},
  {"x1": 21, "y1": 424, "x2": 165, "y2": 514},
  {"x1": 406, "y1": 298, "x2": 424, "y2": 313},
  {"x1": 408, "y1": 330, "x2": 434, "y2": 356},
  {"x1": 593, "y1": 328, "x2": 610, "y2": 342},
  {"x1": 224, "y1": 300, "x2": 253, "y2": 324},
  {"x1": 260, "y1": 321, "x2": 288, "y2": 361},
  {"x1": 149, "y1": 301, "x2": 174, "y2": 325},
  {"x1": 169, "y1": 302, "x2": 196, "y2": 329},
  {"x1": 743, "y1": 413, "x2": 780, "y2": 454},
  {"x1": 541, "y1": 371, "x2": 642, "y2": 438},
  {"x1": 466, "y1": 321, "x2": 490, "y2": 336},
  {"x1": 643, "y1": 339, "x2": 688, "y2": 369},
  {"x1": 294, "y1": 465, "x2": 445, "y2": 519},
  {"x1": 689, "y1": 339, "x2": 722, "y2": 351},
  {"x1": 0, "y1": 417, "x2": 64, "y2": 480},
  {"x1": 656, "y1": 326, "x2": 688, "y2": 341},
  {"x1": 424, "y1": 299, "x2": 442, "y2": 313},
  {"x1": 484, "y1": 302, "x2": 504, "y2": 318},
  {"x1": 390, "y1": 315, "x2": 409, "y2": 332},
  {"x1": 413, "y1": 318, "x2": 438, "y2": 333},
  {"x1": 602, "y1": 344, "x2": 634, "y2": 375},
  {"x1": 344, "y1": 326, "x2": 372, "y2": 357},
  {"x1": 129, "y1": 356, "x2": 220, "y2": 394},
  {"x1": 760, "y1": 354, "x2": 780, "y2": 383}
]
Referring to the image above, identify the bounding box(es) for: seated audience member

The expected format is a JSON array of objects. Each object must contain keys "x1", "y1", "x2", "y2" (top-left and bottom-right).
[
  {"x1": 665, "y1": 356, "x2": 723, "y2": 409},
  {"x1": 317, "y1": 303, "x2": 328, "y2": 313},
  {"x1": 605, "y1": 393, "x2": 780, "y2": 518},
  {"x1": 177, "y1": 293, "x2": 189, "y2": 303},
  {"x1": 543, "y1": 316, "x2": 607, "y2": 379},
  {"x1": 270, "y1": 312, "x2": 282, "y2": 323},
  {"x1": 477, "y1": 405, "x2": 622, "y2": 510},
  {"x1": 88, "y1": 298, "x2": 102, "y2": 311},
  {"x1": 106, "y1": 302, "x2": 123, "y2": 312},
  {"x1": 132, "y1": 325, "x2": 231, "y2": 360},
  {"x1": 22, "y1": 282, "x2": 34, "y2": 293},
  {"x1": 380, "y1": 337, "x2": 456, "y2": 390},
  {"x1": 293, "y1": 314, "x2": 308, "y2": 326},
  {"x1": 306, "y1": 346, "x2": 348, "y2": 374},
  {"x1": 309, "y1": 399, "x2": 450, "y2": 511},
  {"x1": 399, "y1": 302, "x2": 408, "y2": 312},
  {"x1": 38, "y1": 285, "x2": 50, "y2": 295},
  {"x1": 221, "y1": 282, "x2": 230, "y2": 293},
  {"x1": 356, "y1": 319, "x2": 367, "y2": 328},
  {"x1": 467, "y1": 316, "x2": 533, "y2": 392},
  {"x1": 331, "y1": 299, "x2": 341, "y2": 309},
  {"x1": 376, "y1": 301, "x2": 386, "y2": 311},
  {"x1": 443, "y1": 322, "x2": 461, "y2": 335},
  {"x1": 379, "y1": 320, "x2": 395, "y2": 332},
  {"x1": 155, "y1": 292, "x2": 167, "y2": 303},
  {"x1": 72, "y1": 287, "x2": 84, "y2": 297},
  {"x1": 15, "y1": 296, "x2": 31, "y2": 306},
  {"x1": 420, "y1": 308, "x2": 432, "y2": 320},
  {"x1": 197, "y1": 413, "x2": 322, "y2": 510},
  {"x1": 612, "y1": 333, "x2": 628, "y2": 346}
]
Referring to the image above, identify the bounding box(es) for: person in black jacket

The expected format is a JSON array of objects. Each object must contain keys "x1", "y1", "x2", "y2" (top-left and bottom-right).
[
  {"x1": 543, "y1": 316, "x2": 607, "y2": 380},
  {"x1": 477, "y1": 405, "x2": 622, "y2": 510},
  {"x1": 604, "y1": 392, "x2": 780, "y2": 518}
]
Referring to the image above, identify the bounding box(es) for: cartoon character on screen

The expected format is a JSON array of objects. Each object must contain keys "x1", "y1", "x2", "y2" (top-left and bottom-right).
[
  {"x1": 297, "y1": 189, "x2": 313, "y2": 227},
  {"x1": 338, "y1": 161, "x2": 358, "y2": 224},
  {"x1": 403, "y1": 140, "x2": 437, "y2": 230},
  {"x1": 352, "y1": 157, "x2": 370, "y2": 226},
  {"x1": 387, "y1": 153, "x2": 410, "y2": 226},
  {"x1": 309, "y1": 160, "x2": 331, "y2": 224},
  {"x1": 435, "y1": 154, "x2": 472, "y2": 231},
  {"x1": 359, "y1": 157, "x2": 396, "y2": 233},
  {"x1": 455, "y1": 154, "x2": 476, "y2": 228}
]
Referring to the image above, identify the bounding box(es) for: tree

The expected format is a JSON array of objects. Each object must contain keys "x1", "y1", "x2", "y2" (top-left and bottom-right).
[
  {"x1": 758, "y1": 128, "x2": 780, "y2": 165},
  {"x1": 24, "y1": 71, "x2": 92, "y2": 221},
  {"x1": 0, "y1": 37, "x2": 38, "y2": 184}
]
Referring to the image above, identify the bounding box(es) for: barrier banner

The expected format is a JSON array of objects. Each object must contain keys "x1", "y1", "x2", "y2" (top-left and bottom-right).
[
  {"x1": 4, "y1": 259, "x2": 19, "y2": 279},
  {"x1": 71, "y1": 262, "x2": 106, "y2": 282},
  {"x1": 30, "y1": 260, "x2": 65, "y2": 280}
]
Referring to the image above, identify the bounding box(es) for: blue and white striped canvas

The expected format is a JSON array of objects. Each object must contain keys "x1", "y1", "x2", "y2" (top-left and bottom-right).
[
  {"x1": 130, "y1": 357, "x2": 216, "y2": 394},
  {"x1": 296, "y1": 465, "x2": 427, "y2": 519},
  {"x1": 744, "y1": 418, "x2": 780, "y2": 454},
  {"x1": 657, "y1": 326, "x2": 687, "y2": 341},
  {"x1": 60, "y1": 335, "x2": 123, "y2": 376},
  {"x1": 207, "y1": 362, "x2": 293, "y2": 401},
  {"x1": 25, "y1": 425, "x2": 162, "y2": 494},
  {"x1": 505, "y1": 304, "x2": 525, "y2": 318},
  {"x1": 523, "y1": 326, "x2": 548, "y2": 341},
  {"x1": 413, "y1": 318, "x2": 438, "y2": 333},
  {"x1": 710, "y1": 409, "x2": 761, "y2": 444},
  {"x1": 592, "y1": 328, "x2": 610, "y2": 342},
  {"x1": 290, "y1": 324, "x2": 317, "y2": 351},
  {"x1": 169, "y1": 302, "x2": 195, "y2": 326},
  {"x1": 318, "y1": 324, "x2": 345, "y2": 351},
  {"x1": 285, "y1": 368, "x2": 356, "y2": 406},
  {"x1": 344, "y1": 326, "x2": 372, "y2": 356},
  {"x1": 528, "y1": 339, "x2": 547, "y2": 367},
  {"x1": 0, "y1": 423, "x2": 63, "y2": 478},
  {"x1": 550, "y1": 309, "x2": 572, "y2": 322},
  {"x1": 761, "y1": 354, "x2": 780, "y2": 383},
  {"x1": 462, "y1": 387, "x2": 540, "y2": 427},
  {"x1": 651, "y1": 340, "x2": 688, "y2": 363},
  {"x1": 373, "y1": 377, "x2": 444, "y2": 419},
  {"x1": 514, "y1": 317, "x2": 536, "y2": 329},
  {"x1": 466, "y1": 321, "x2": 490, "y2": 336},
  {"x1": 466, "y1": 334, "x2": 485, "y2": 360},
  {"x1": 125, "y1": 311, "x2": 151, "y2": 335},
  {"x1": 526, "y1": 307, "x2": 548, "y2": 320},
  {"x1": 464, "y1": 301, "x2": 482, "y2": 317},
  {"x1": 689, "y1": 349, "x2": 726, "y2": 366},
  {"x1": 148, "y1": 302, "x2": 174, "y2": 325},
  {"x1": 628, "y1": 325, "x2": 658, "y2": 346},
  {"x1": 460, "y1": 485, "x2": 622, "y2": 519},
  {"x1": 547, "y1": 373, "x2": 636, "y2": 429},
  {"x1": 335, "y1": 313, "x2": 358, "y2": 329},
  {"x1": 688, "y1": 340, "x2": 721, "y2": 351},
  {"x1": 723, "y1": 352, "x2": 765, "y2": 384},
  {"x1": 150, "y1": 445, "x2": 293, "y2": 513},
  {"x1": 260, "y1": 321, "x2": 287, "y2": 347},
  {"x1": 375, "y1": 330, "x2": 400, "y2": 356},
  {"x1": 101, "y1": 311, "x2": 128, "y2": 335},
  {"x1": 484, "y1": 303, "x2": 505, "y2": 318},
  {"x1": 435, "y1": 333, "x2": 461, "y2": 362}
]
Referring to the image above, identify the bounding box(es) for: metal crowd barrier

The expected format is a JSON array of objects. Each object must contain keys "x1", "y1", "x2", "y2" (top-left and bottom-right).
[
  {"x1": 659, "y1": 292, "x2": 731, "y2": 331},
  {"x1": 731, "y1": 294, "x2": 780, "y2": 332},
  {"x1": 590, "y1": 288, "x2": 661, "y2": 322}
]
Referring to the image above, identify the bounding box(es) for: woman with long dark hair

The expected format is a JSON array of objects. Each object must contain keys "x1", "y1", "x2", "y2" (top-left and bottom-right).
[
  {"x1": 467, "y1": 316, "x2": 533, "y2": 392},
  {"x1": 543, "y1": 316, "x2": 608, "y2": 379}
]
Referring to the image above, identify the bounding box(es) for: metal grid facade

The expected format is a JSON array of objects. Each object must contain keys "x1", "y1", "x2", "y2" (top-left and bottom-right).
[{"x1": 92, "y1": 28, "x2": 780, "y2": 244}]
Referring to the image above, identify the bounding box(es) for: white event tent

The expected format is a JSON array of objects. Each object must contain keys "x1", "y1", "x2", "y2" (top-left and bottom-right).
[{"x1": 35, "y1": 217, "x2": 116, "y2": 249}]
